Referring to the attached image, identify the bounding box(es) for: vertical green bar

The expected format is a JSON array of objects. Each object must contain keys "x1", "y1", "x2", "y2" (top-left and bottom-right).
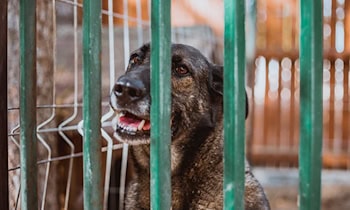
[
  {"x1": 150, "y1": 0, "x2": 171, "y2": 209},
  {"x1": 299, "y1": 0, "x2": 323, "y2": 210},
  {"x1": 223, "y1": 0, "x2": 246, "y2": 210},
  {"x1": 82, "y1": 0, "x2": 103, "y2": 209},
  {"x1": 19, "y1": 0, "x2": 38, "y2": 209}
]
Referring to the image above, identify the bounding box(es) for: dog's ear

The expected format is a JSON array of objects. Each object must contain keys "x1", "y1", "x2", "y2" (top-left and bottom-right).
[
  {"x1": 140, "y1": 42, "x2": 150, "y2": 53},
  {"x1": 209, "y1": 65, "x2": 249, "y2": 119},
  {"x1": 209, "y1": 65, "x2": 223, "y2": 96}
]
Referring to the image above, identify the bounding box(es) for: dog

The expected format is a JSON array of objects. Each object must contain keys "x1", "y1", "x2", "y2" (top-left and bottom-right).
[{"x1": 110, "y1": 43, "x2": 270, "y2": 210}]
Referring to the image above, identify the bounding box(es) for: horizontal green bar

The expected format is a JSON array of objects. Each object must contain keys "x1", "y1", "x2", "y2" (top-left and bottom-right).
[
  {"x1": 82, "y1": 0, "x2": 103, "y2": 209},
  {"x1": 150, "y1": 0, "x2": 172, "y2": 209},
  {"x1": 19, "y1": 0, "x2": 38, "y2": 209},
  {"x1": 299, "y1": 0, "x2": 323, "y2": 210},
  {"x1": 223, "y1": 0, "x2": 246, "y2": 210}
]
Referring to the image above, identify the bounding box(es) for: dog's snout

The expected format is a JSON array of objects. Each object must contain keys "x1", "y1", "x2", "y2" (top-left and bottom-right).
[{"x1": 113, "y1": 77, "x2": 146, "y2": 104}]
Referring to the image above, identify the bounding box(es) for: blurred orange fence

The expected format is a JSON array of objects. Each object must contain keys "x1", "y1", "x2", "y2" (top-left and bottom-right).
[{"x1": 249, "y1": 0, "x2": 350, "y2": 168}]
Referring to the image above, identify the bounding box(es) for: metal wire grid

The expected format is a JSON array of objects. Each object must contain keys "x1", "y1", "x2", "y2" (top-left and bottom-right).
[
  {"x1": 6, "y1": 0, "x2": 350, "y2": 209},
  {"x1": 7, "y1": 0, "x2": 145, "y2": 209},
  {"x1": 7, "y1": 0, "x2": 218, "y2": 209}
]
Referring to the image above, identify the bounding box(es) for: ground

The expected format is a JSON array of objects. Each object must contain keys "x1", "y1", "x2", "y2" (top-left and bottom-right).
[{"x1": 254, "y1": 168, "x2": 350, "y2": 210}]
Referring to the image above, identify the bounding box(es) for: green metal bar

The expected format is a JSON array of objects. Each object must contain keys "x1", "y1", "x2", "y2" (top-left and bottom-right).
[
  {"x1": 150, "y1": 0, "x2": 172, "y2": 209},
  {"x1": 299, "y1": 0, "x2": 323, "y2": 210},
  {"x1": 223, "y1": 0, "x2": 246, "y2": 209},
  {"x1": 82, "y1": 0, "x2": 103, "y2": 209},
  {"x1": 0, "y1": 0, "x2": 9, "y2": 209},
  {"x1": 19, "y1": 0, "x2": 38, "y2": 209}
]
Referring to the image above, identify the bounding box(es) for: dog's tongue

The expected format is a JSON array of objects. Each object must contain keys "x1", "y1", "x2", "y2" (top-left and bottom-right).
[{"x1": 119, "y1": 114, "x2": 150, "y2": 131}]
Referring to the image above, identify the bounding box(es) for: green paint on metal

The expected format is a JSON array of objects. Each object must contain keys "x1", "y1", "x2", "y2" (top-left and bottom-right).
[
  {"x1": 299, "y1": 0, "x2": 323, "y2": 210},
  {"x1": 19, "y1": 0, "x2": 38, "y2": 209},
  {"x1": 223, "y1": 0, "x2": 246, "y2": 209},
  {"x1": 82, "y1": 0, "x2": 103, "y2": 209},
  {"x1": 150, "y1": 0, "x2": 172, "y2": 209}
]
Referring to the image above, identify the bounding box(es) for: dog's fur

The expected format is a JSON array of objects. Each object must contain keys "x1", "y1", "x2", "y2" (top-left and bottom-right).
[{"x1": 110, "y1": 43, "x2": 270, "y2": 210}]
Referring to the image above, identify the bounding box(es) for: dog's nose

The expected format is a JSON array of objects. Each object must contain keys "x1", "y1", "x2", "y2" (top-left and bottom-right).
[{"x1": 113, "y1": 76, "x2": 146, "y2": 105}]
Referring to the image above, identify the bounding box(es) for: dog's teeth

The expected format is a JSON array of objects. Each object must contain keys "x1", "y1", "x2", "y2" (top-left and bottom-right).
[{"x1": 138, "y1": 120, "x2": 145, "y2": 130}]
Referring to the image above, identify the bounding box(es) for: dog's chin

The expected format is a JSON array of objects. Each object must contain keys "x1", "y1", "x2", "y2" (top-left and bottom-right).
[{"x1": 113, "y1": 131, "x2": 150, "y2": 145}]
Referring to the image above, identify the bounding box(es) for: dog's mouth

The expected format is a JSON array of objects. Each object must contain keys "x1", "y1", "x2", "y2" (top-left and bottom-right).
[
  {"x1": 118, "y1": 112, "x2": 151, "y2": 132},
  {"x1": 113, "y1": 109, "x2": 181, "y2": 145},
  {"x1": 113, "y1": 111, "x2": 151, "y2": 145}
]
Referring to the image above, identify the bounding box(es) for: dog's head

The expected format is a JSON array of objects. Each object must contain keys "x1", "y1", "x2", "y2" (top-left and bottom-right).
[{"x1": 110, "y1": 43, "x2": 248, "y2": 145}]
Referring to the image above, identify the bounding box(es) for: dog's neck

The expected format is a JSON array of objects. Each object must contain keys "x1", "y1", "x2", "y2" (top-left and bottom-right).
[
  {"x1": 129, "y1": 120, "x2": 224, "y2": 177},
  {"x1": 171, "y1": 122, "x2": 222, "y2": 173}
]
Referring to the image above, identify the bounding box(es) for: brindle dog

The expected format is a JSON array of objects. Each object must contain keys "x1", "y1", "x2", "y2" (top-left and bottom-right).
[{"x1": 110, "y1": 43, "x2": 270, "y2": 210}]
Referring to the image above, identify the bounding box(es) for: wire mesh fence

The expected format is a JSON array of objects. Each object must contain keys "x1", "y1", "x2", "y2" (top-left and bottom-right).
[
  {"x1": 7, "y1": 0, "x2": 218, "y2": 209},
  {"x1": 5, "y1": 0, "x2": 350, "y2": 209}
]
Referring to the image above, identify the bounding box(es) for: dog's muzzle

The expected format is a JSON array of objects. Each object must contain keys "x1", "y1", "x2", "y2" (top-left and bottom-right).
[
  {"x1": 110, "y1": 74, "x2": 152, "y2": 145},
  {"x1": 113, "y1": 75, "x2": 147, "y2": 106}
]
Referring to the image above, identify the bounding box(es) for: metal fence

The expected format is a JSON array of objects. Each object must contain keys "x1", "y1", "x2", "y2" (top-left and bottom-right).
[
  {"x1": 2, "y1": 0, "x2": 327, "y2": 209},
  {"x1": 248, "y1": 0, "x2": 350, "y2": 169}
]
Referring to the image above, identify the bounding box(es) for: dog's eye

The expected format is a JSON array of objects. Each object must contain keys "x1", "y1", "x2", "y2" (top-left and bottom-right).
[
  {"x1": 130, "y1": 56, "x2": 141, "y2": 65},
  {"x1": 174, "y1": 66, "x2": 189, "y2": 76}
]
